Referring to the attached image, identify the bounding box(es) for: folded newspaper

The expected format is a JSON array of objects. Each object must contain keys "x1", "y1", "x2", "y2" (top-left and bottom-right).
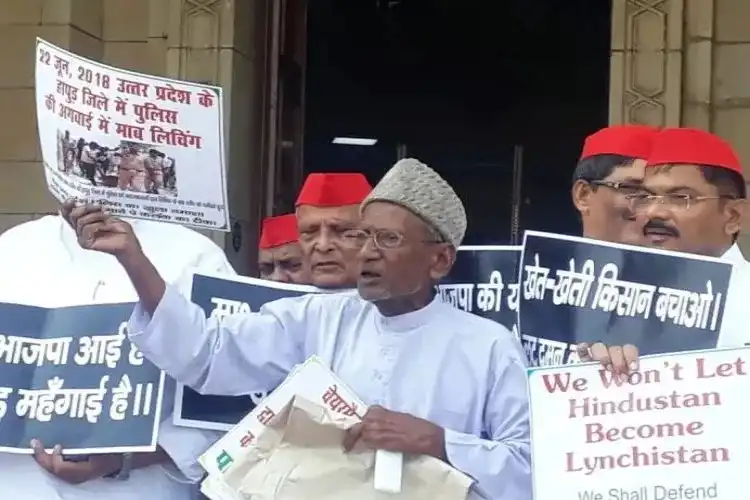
[{"x1": 199, "y1": 356, "x2": 472, "y2": 499}]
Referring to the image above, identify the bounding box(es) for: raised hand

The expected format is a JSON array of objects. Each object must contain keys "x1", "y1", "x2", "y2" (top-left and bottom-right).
[{"x1": 61, "y1": 200, "x2": 139, "y2": 257}]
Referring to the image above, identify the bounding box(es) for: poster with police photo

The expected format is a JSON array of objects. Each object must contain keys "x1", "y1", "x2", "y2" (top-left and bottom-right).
[
  {"x1": 173, "y1": 272, "x2": 318, "y2": 431},
  {"x1": 518, "y1": 231, "x2": 732, "y2": 367},
  {"x1": 439, "y1": 246, "x2": 521, "y2": 338},
  {"x1": 0, "y1": 302, "x2": 164, "y2": 454}
]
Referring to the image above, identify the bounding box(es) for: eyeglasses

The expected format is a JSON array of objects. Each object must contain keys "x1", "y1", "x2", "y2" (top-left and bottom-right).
[
  {"x1": 624, "y1": 193, "x2": 736, "y2": 211},
  {"x1": 342, "y1": 228, "x2": 443, "y2": 250},
  {"x1": 588, "y1": 180, "x2": 643, "y2": 196}
]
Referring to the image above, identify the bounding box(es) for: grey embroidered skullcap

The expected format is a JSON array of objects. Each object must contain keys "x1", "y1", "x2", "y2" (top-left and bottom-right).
[{"x1": 361, "y1": 158, "x2": 467, "y2": 248}]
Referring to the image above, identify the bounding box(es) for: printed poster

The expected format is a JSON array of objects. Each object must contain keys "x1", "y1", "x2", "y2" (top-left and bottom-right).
[
  {"x1": 35, "y1": 38, "x2": 229, "y2": 231},
  {"x1": 528, "y1": 347, "x2": 750, "y2": 499},
  {"x1": 518, "y1": 231, "x2": 732, "y2": 367},
  {"x1": 0, "y1": 302, "x2": 165, "y2": 454},
  {"x1": 440, "y1": 245, "x2": 520, "y2": 338},
  {"x1": 173, "y1": 272, "x2": 318, "y2": 431},
  {"x1": 199, "y1": 355, "x2": 364, "y2": 478}
]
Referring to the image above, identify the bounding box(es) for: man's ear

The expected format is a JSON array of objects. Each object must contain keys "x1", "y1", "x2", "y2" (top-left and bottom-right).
[
  {"x1": 572, "y1": 179, "x2": 594, "y2": 215},
  {"x1": 724, "y1": 198, "x2": 746, "y2": 237},
  {"x1": 429, "y1": 244, "x2": 456, "y2": 282}
]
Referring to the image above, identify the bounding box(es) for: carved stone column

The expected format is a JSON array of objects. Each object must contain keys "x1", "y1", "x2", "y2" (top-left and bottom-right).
[
  {"x1": 0, "y1": 0, "x2": 105, "y2": 233},
  {"x1": 609, "y1": 0, "x2": 684, "y2": 127},
  {"x1": 156, "y1": 0, "x2": 264, "y2": 274},
  {"x1": 0, "y1": 0, "x2": 263, "y2": 273}
]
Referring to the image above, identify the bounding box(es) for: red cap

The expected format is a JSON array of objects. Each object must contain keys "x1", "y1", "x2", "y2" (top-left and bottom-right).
[
  {"x1": 579, "y1": 125, "x2": 659, "y2": 161},
  {"x1": 295, "y1": 173, "x2": 372, "y2": 207},
  {"x1": 259, "y1": 214, "x2": 299, "y2": 250},
  {"x1": 646, "y1": 127, "x2": 742, "y2": 174}
]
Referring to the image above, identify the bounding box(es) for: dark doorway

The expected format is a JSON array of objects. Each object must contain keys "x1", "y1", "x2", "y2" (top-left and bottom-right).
[{"x1": 303, "y1": 0, "x2": 612, "y2": 243}]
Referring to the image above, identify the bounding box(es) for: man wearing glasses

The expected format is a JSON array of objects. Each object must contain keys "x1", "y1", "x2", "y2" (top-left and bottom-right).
[
  {"x1": 571, "y1": 124, "x2": 659, "y2": 244},
  {"x1": 579, "y1": 128, "x2": 749, "y2": 372},
  {"x1": 294, "y1": 172, "x2": 373, "y2": 289},
  {"x1": 66, "y1": 158, "x2": 531, "y2": 500}
]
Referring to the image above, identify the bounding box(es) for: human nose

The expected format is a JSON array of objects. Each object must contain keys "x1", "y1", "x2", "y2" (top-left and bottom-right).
[
  {"x1": 640, "y1": 196, "x2": 673, "y2": 221},
  {"x1": 358, "y1": 236, "x2": 380, "y2": 259},
  {"x1": 313, "y1": 228, "x2": 336, "y2": 253}
]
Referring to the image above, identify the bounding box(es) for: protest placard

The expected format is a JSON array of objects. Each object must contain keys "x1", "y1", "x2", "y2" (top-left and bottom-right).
[
  {"x1": 440, "y1": 245, "x2": 520, "y2": 338},
  {"x1": 173, "y1": 271, "x2": 319, "y2": 431},
  {"x1": 518, "y1": 231, "x2": 732, "y2": 367},
  {"x1": 0, "y1": 302, "x2": 164, "y2": 454},
  {"x1": 199, "y1": 355, "x2": 364, "y2": 478},
  {"x1": 528, "y1": 347, "x2": 750, "y2": 500},
  {"x1": 35, "y1": 38, "x2": 229, "y2": 231}
]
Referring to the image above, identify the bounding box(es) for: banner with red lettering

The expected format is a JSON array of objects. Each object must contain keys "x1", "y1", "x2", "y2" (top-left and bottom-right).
[
  {"x1": 528, "y1": 347, "x2": 750, "y2": 499},
  {"x1": 34, "y1": 38, "x2": 230, "y2": 231}
]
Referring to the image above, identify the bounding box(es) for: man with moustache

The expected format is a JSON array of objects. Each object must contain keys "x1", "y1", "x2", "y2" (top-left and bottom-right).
[
  {"x1": 66, "y1": 158, "x2": 532, "y2": 500},
  {"x1": 572, "y1": 124, "x2": 659, "y2": 243},
  {"x1": 294, "y1": 173, "x2": 372, "y2": 289},
  {"x1": 257, "y1": 213, "x2": 310, "y2": 284},
  {"x1": 578, "y1": 128, "x2": 748, "y2": 372}
]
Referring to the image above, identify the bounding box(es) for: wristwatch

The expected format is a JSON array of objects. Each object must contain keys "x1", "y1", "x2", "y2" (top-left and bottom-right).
[{"x1": 106, "y1": 452, "x2": 133, "y2": 481}]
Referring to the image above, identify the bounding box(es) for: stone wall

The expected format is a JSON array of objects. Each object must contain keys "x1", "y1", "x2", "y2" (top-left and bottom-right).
[{"x1": 0, "y1": 0, "x2": 267, "y2": 274}]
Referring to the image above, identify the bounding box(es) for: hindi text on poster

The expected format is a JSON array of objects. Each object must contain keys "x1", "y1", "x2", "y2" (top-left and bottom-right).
[
  {"x1": 439, "y1": 246, "x2": 521, "y2": 341},
  {"x1": 174, "y1": 271, "x2": 318, "y2": 431},
  {"x1": 0, "y1": 302, "x2": 164, "y2": 454},
  {"x1": 35, "y1": 38, "x2": 229, "y2": 231},
  {"x1": 518, "y1": 232, "x2": 732, "y2": 367}
]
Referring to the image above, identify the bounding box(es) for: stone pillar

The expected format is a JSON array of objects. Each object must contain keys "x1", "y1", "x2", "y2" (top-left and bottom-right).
[
  {"x1": 609, "y1": 0, "x2": 750, "y2": 253},
  {"x1": 0, "y1": 0, "x2": 104, "y2": 233},
  {"x1": 102, "y1": 0, "x2": 265, "y2": 274},
  {"x1": 0, "y1": 0, "x2": 263, "y2": 274}
]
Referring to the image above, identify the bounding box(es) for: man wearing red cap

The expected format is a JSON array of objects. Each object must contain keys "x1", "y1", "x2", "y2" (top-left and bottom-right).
[
  {"x1": 580, "y1": 127, "x2": 749, "y2": 372},
  {"x1": 295, "y1": 172, "x2": 373, "y2": 289},
  {"x1": 257, "y1": 214, "x2": 310, "y2": 284},
  {"x1": 571, "y1": 125, "x2": 659, "y2": 244}
]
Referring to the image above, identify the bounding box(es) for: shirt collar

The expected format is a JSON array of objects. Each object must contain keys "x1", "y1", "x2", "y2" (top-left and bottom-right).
[
  {"x1": 721, "y1": 244, "x2": 745, "y2": 264},
  {"x1": 375, "y1": 294, "x2": 442, "y2": 333}
]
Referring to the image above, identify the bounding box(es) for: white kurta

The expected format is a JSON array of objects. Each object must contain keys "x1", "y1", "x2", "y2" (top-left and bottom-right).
[
  {"x1": 716, "y1": 244, "x2": 750, "y2": 347},
  {"x1": 0, "y1": 215, "x2": 234, "y2": 500},
  {"x1": 128, "y1": 280, "x2": 532, "y2": 500}
]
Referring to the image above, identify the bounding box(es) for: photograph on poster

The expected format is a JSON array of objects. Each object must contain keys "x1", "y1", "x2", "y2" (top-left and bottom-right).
[{"x1": 56, "y1": 129, "x2": 178, "y2": 196}]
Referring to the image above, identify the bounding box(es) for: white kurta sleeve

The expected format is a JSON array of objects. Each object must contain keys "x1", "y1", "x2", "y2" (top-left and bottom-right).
[
  {"x1": 443, "y1": 340, "x2": 531, "y2": 500},
  {"x1": 128, "y1": 284, "x2": 316, "y2": 395},
  {"x1": 157, "y1": 413, "x2": 222, "y2": 483}
]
